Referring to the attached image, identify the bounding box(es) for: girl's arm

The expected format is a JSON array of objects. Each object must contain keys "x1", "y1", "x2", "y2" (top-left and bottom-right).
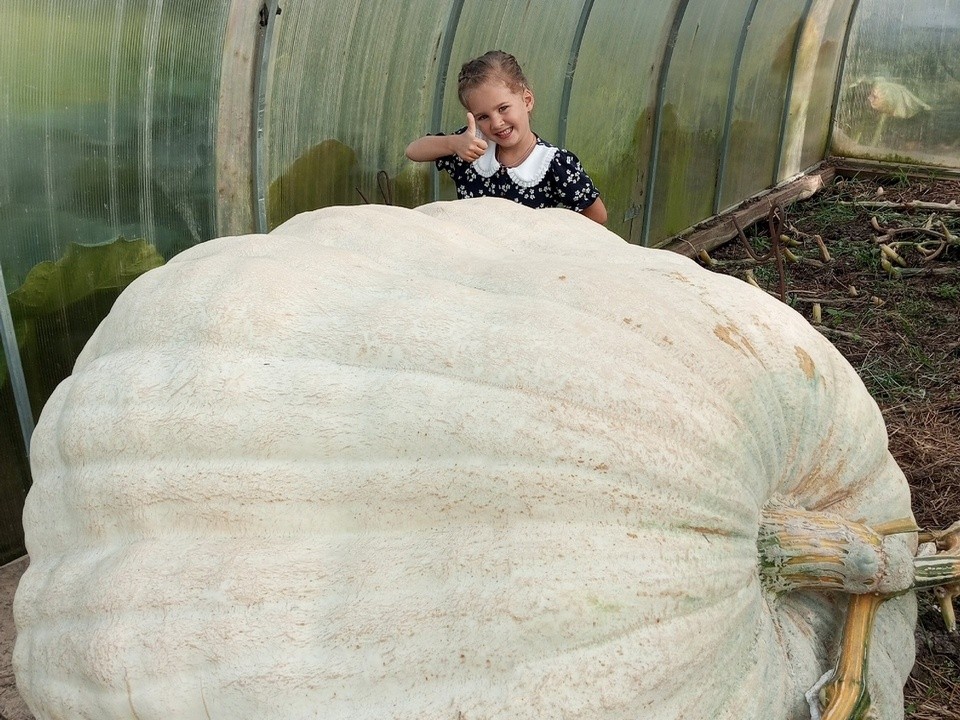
[
  {"x1": 405, "y1": 113, "x2": 488, "y2": 162},
  {"x1": 405, "y1": 135, "x2": 461, "y2": 162},
  {"x1": 582, "y1": 196, "x2": 608, "y2": 225}
]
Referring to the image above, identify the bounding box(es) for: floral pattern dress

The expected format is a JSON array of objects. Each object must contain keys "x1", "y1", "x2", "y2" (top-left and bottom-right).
[{"x1": 435, "y1": 127, "x2": 600, "y2": 213}]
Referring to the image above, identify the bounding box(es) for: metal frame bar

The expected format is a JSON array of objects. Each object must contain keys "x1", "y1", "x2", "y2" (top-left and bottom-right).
[
  {"x1": 773, "y1": 0, "x2": 815, "y2": 185},
  {"x1": 0, "y1": 263, "x2": 34, "y2": 455},
  {"x1": 430, "y1": 0, "x2": 466, "y2": 202},
  {"x1": 214, "y1": 0, "x2": 264, "y2": 236},
  {"x1": 557, "y1": 0, "x2": 596, "y2": 148},
  {"x1": 714, "y1": 0, "x2": 761, "y2": 215},
  {"x1": 639, "y1": 0, "x2": 692, "y2": 247},
  {"x1": 826, "y1": 0, "x2": 862, "y2": 153},
  {"x1": 139, "y1": 0, "x2": 164, "y2": 245},
  {"x1": 253, "y1": 0, "x2": 281, "y2": 232}
]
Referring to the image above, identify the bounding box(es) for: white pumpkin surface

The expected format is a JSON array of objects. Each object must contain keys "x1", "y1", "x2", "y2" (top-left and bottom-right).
[{"x1": 14, "y1": 198, "x2": 915, "y2": 719}]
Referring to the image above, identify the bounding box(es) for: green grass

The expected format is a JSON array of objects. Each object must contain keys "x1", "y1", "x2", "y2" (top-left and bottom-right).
[
  {"x1": 856, "y1": 357, "x2": 928, "y2": 403},
  {"x1": 888, "y1": 166, "x2": 913, "y2": 187},
  {"x1": 933, "y1": 283, "x2": 960, "y2": 301},
  {"x1": 892, "y1": 300, "x2": 927, "y2": 337},
  {"x1": 831, "y1": 237, "x2": 880, "y2": 269},
  {"x1": 800, "y1": 199, "x2": 859, "y2": 230},
  {"x1": 824, "y1": 306, "x2": 855, "y2": 325}
]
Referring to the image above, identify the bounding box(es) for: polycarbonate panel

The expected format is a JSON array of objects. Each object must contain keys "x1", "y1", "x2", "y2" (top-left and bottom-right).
[
  {"x1": 648, "y1": 0, "x2": 755, "y2": 243},
  {"x1": 566, "y1": 1, "x2": 675, "y2": 243},
  {"x1": 2, "y1": 1, "x2": 228, "y2": 278},
  {"x1": 0, "y1": 1, "x2": 230, "y2": 537},
  {"x1": 263, "y1": 2, "x2": 456, "y2": 227},
  {"x1": 834, "y1": 0, "x2": 960, "y2": 166},
  {"x1": 798, "y1": 0, "x2": 855, "y2": 170},
  {"x1": 718, "y1": 1, "x2": 804, "y2": 213}
]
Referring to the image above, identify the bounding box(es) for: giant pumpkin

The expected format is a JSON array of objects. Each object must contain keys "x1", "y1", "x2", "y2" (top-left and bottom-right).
[{"x1": 14, "y1": 198, "x2": 929, "y2": 719}]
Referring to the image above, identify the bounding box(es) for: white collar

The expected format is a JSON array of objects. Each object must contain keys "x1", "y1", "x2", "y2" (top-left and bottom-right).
[{"x1": 472, "y1": 138, "x2": 558, "y2": 188}]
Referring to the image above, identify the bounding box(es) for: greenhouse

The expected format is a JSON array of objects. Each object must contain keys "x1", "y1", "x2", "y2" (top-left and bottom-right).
[{"x1": 1, "y1": 1, "x2": 959, "y2": 719}]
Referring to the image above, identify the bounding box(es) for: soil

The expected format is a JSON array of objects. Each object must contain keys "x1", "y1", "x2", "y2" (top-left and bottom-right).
[
  {"x1": 0, "y1": 174, "x2": 957, "y2": 718},
  {"x1": 0, "y1": 557, "x2": 29, "y2": 720}
]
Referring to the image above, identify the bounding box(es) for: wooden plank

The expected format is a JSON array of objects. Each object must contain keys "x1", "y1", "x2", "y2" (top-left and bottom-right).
[
  {"x1": 662, "y1": 166, "x2": 837, "y2": 258},
  {"x1": 831, "y1": 160, "x2": 960, "y2": 183}
]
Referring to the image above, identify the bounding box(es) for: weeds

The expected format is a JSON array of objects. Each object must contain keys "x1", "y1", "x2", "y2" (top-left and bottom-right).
[{"x1": 933, "y1": 283, "x2": 960, "y2": 300}]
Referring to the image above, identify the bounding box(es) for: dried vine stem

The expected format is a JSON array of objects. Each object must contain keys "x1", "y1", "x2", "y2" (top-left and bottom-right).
[
  {"x1": 916, "y1": 521, "x2": 960, "y2": 632},
  {"x1": 356, "y1": 170, "x2": 395, "y2": 205},
  {"x1": 842, "y1": 199, "x2": 960, "y2": 212},
  {"x1": 870, "y1": 214, "x2": 958, "y2": 269},
  {"x1": 731, "y1": 204, "x2": 790, "y2": 302},
  {"x1": 783, "y1": 220, "x2": 832, "y2": 263}
]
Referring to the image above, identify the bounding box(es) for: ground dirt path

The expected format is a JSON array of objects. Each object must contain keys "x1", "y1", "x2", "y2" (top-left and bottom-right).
[{"x1": 0, "y1": 558, "x2": 31, "y2": 720}]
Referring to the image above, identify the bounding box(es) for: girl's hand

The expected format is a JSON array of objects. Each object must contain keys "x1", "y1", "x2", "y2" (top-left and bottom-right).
[
  {"x1": 403, "y1": 114, "x2": 488, "y2": 163},
  {"x1": 454, "y1": 113, "x2": 488, "y2": 162}
]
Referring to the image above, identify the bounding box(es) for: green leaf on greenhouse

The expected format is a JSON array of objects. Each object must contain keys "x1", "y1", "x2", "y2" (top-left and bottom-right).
[
  {"x1": 1, "y1": 237, "x2": 165, "y2": 387},
  {"x1": 8, "y1": 238, "x2": 164, "y2": 318}
]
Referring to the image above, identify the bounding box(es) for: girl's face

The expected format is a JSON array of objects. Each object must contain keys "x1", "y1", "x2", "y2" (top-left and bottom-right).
[{"x1": 464, "y1": 80, "x2": 535, "y2": 149}]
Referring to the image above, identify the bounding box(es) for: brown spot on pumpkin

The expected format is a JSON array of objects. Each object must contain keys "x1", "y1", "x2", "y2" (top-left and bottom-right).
[
  {"x1": 683, "y1": 524, "x2": 733, "y2": 538},
  {"x1": 795, "y1": 346, "x2": 816, "y2": 380},
  {"x1": 714, "y1": 325, "x2": 737, "y2": 349},
  {"x1": 790, "y1": 465, "x2": 845, "y2": 501},
  {"x1": 812, "y1": 489, "x2": 850, "y2": 511},
  {"x1": 623, "y1": 317, "x2": 633, "y2": 325},
  {"x1": 713, "y1": 324, "x2": 761, "y2": 361},
  {"x1": 669, "y1": 272, "x2": 691, "y2": 284},
  {"x1": 558, "y1": 275, "x2": 567, "y2": 281}
]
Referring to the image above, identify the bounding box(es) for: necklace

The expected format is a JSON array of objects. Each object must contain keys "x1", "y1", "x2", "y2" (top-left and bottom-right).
[{"x1": 498, "y1": 135, "x2": 538, "y2": 168}]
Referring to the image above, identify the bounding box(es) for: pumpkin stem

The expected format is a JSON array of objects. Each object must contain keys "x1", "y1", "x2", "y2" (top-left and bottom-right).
[
  {"x1": 762, "y1": 512, "x2": 960, "y2": 720},
  {"x1": 807, "y1": 531, "x2": 960, "y2": 720},
  {"x1": 818, "y1": 593, "x2": 883, "y2": 720},
  {"x1": 757, "y1": 505, "x2": 915, "y2": 595}
]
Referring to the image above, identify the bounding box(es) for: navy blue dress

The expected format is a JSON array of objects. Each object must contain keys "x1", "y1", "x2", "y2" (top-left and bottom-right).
[{"x1": 435, "y1": 127, "x2": 600, "y2": 213}]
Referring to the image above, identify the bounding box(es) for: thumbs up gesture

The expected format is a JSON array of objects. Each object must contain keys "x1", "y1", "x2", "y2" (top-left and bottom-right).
[{"x1": 454, "y1": 113, "x2": 489, "y2": 162}]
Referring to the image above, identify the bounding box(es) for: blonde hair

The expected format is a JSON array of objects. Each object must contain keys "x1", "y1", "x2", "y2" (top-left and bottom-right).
[{"x1": 457, "y1": 50, "x2": 531, "y2": 107}]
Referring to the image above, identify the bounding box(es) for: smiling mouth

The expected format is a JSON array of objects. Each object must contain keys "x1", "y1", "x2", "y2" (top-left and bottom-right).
[{"x1": 494, "y1": 128, "x2": 513, "y2": 140}]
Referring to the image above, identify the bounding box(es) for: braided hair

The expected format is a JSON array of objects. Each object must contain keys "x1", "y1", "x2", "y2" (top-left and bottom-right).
[{"x1": 457, "y1": 51, "x2": 531, "y2": 107}]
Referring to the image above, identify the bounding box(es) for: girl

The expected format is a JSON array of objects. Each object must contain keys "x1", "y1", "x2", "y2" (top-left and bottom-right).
[{"x1": 406, "y1": 51, "x2": 608, "y2": 225}]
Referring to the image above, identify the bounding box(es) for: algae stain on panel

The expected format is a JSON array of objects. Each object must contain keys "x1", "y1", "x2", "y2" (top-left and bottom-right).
[
  {"x1": 267, "y1": 140, "x2": 358, "y2": 229},
  {"x1": 266, "y1": 141, "x2": 436, "y2": 228}
]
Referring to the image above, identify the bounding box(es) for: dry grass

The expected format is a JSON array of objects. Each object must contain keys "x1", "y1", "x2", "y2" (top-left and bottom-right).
[{"x1": 887, "y1": 401, "x2": 960, "y2": 529}]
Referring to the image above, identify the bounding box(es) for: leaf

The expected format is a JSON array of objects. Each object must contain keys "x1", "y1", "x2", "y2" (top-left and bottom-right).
[
  {"x1": 8, "y1": 238, "x2": 164, "y2": 318},
  {"x1": 1, "y1": 237, "x2": 165, "y2": 387}
]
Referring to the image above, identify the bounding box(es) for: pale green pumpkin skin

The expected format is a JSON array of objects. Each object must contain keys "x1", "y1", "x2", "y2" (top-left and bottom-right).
[{"x1": 14, "y1": 198, "x2": 915, "y2": 719}]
